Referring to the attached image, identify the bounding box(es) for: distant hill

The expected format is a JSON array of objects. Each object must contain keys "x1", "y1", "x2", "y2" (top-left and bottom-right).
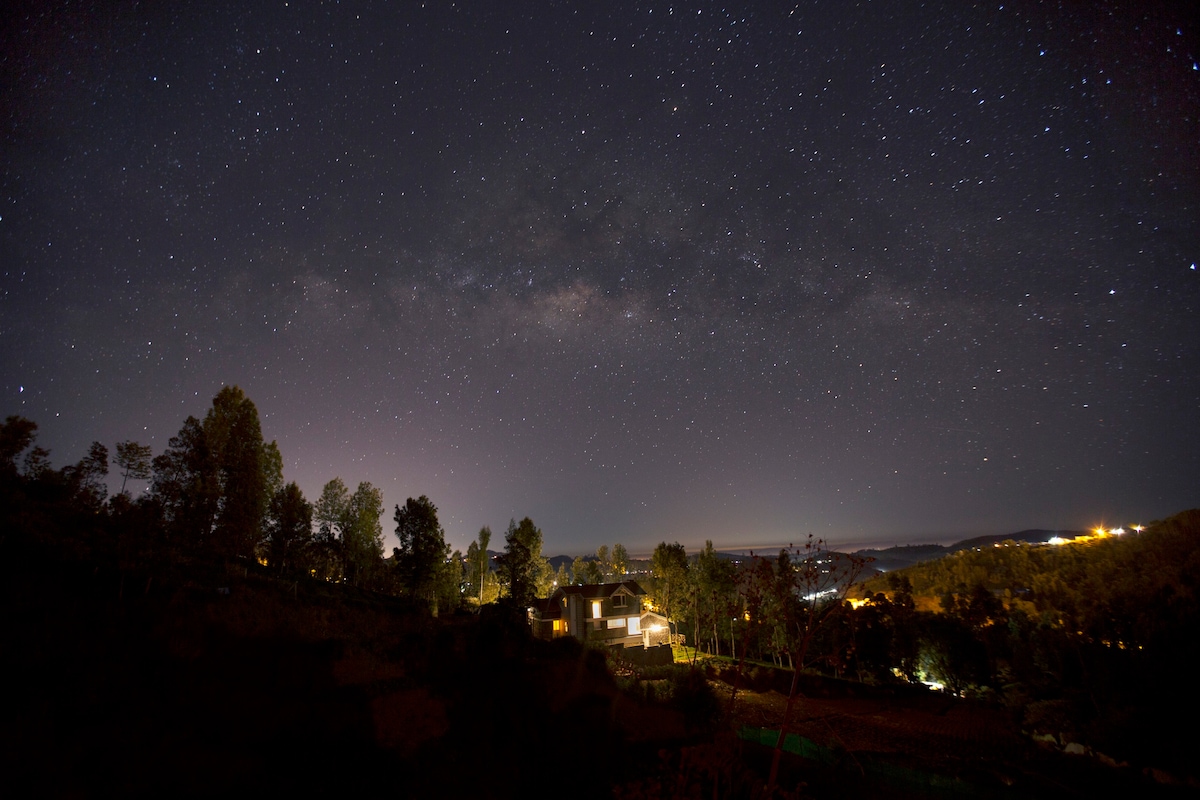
[
  {"x1": 852, "y1": 529, "x2": 1086, "y2": 572},
  {"x1": 547, "y1": 554, "x2": 576, "y2": 571}
]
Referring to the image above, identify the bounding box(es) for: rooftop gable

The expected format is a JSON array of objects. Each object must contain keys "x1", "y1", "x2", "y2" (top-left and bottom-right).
[{"x1": 553, "y1": 579, "x2": 646, "y2": 601}]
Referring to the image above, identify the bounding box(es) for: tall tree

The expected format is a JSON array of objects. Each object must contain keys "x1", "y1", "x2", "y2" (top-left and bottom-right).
[
  {"x1": 571, "y1": 555, "x2": 589, "y2": 585},
  {"x1": 313, "y1": 478, "x2": 350, "y2": 580},
  {"x1": 497, "y1": 517, "x2": 551, "y2": 607},
  {"x1": 692, "y1": 540, "x2": 737, "y2": 657},
  {"x1": 151, "y1": 416, "x2": 218, "y2": 549},
  {"x1": 203, "y1": 386, "x2": 269, "y2": 561},
  {"x1": 0, "y1": 415, "x2": 38, "y2": 478},
  {"x1": 611, "y1": 543, "x2": 629, "y2": 578},
  {"x1": 436, "y1": 550, "x2": 465, "y2": 615},
  {"x1": 554, "y1": 562, "x2": 571, "y2": 591},
  {"x1": 762, "y1": 536, "x2": 868, "y2": 793},
  {"x1": 466, "y1": 526, "x2": 501, "y2": 606},
  {"x1": 651, "y1": 541, "x2": 689, "y2": 636},
  {"x1": 596, "y1": 545, "x2": 612, "y2": 581},
  {"x1": 468, "y1": 526, "x2": 493, "y2": 602},
  {"x1": 115, "y1": 440, "x2": 153, "y2": 494},
  {"x1": 393, "y1": 495, "x2": 449, "y2": 612},
  {"x1": 65, "y1": 442, "x2": 109, "y2": 510},
  {"x1": 261, "y1": 440, "x2": 284, "y2": 500},
  {"x1": 344, "y1": 482, "x2": 384, "y2": 586},
  {"x1": 264, "y1": 481, "x2": 313, "y2": 574}
]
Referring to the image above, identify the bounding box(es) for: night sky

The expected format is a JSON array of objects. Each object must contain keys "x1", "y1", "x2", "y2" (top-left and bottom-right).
[{"x1": 3, "y1": 1, "x2": 1198, "y2": 556}]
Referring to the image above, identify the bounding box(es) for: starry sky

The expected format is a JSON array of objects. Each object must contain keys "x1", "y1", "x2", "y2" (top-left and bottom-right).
[{"x1": 3, "y1": 1, "x2": 1198, "y2": 557}]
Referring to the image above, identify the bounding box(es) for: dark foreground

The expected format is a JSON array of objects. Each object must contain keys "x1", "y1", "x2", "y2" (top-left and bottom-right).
[{"x1": 3, "y1": 543, "x2": 1195, "y2": 799}]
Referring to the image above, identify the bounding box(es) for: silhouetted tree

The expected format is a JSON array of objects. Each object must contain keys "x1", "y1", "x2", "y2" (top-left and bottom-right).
[
  {"x1": 313, "y1": 477, "x2": 349, "y2": 580},
  {"x1": 466, "y1": 525, "x2": 493, "y2": 604},
  {"x1": 344, "y1": 482, "x2": 384, "y2": 586},
  {"x1": 394, "y1": 495, "x2": 449, "y2": 611},
  {"x1": 763, "y1": 536, "x2": 868, "y2": 793},
  {"x1": 264, "y1": 481, "x2": 313, "y2": 574},
  {"x1": 115, "y1": 440, "x2": 153, "y2": 494},
  {"x1": 436, "y1": 549, "x2": 465, "y2": 615},
  {"x1": 0, "y1": 415, "x2": 38, "y2": 478},
  {"x1": 64, "y1": 442, "x2": 108, "y2": 511},
  {"x1": 150, "y1": 416, "x2": 217, "y2": 551},
  {"x1": 497, "y1": 517, "x2": 551, "y2": 607},
  {"x1": 203, "y1": 386, "x2": 270, "y2": 562}
]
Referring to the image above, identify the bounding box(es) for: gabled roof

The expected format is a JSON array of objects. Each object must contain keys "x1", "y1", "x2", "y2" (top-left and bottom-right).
[
  {"x1": 531, "y1": 597, "x2": 562, "y2": 619},
  {"x1": 554, "y1": 580, "x2": 646, "y2": 600}
]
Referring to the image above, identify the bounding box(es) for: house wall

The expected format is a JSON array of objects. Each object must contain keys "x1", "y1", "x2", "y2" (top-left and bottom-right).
[
  {"x1": 586, "y1": 594, "x2": 644, "y2": 647},
  {"x1": 538, "y1": 585, "x2": 650, "y2": 646}
]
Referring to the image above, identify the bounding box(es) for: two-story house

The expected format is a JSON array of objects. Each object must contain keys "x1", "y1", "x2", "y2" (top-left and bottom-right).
[{"x1": 530, "y1": 580, "x2": 670, "y2": 649}]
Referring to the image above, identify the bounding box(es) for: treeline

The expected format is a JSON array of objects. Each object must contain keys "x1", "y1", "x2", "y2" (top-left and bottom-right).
[
  {"x1": 854, "y1": 514, "x2": 1200, "y2": 654},
  {"x1": 1, "y1": 387, "x2": 556, "y2": 617},
  {"x1": 638, "y1": 540, "x2": 869, "y2": 670},
  {"x1": 629, "y1": 520, "x2": 1200, "y2": 774},
  {"x1": 841, "y1": 513, "x2": 1200, "y2": 770}
]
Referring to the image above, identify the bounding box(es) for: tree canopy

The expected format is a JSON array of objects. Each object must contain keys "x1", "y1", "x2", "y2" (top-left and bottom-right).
[
  {"x1": 497, "y1": 517, "x2": 551, "y2": 607},
  {"x1": 393, "y1": 495, "x2": 450, "y2": 611}
]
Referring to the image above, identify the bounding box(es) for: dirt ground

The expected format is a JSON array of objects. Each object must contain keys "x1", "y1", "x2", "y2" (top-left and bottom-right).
[
  {"x1": 723, "y1": 682, "x2": 1028, "y2": 763},
  {"x1": 705, "y1": 678, "x2": 1188, "y2": 798}
]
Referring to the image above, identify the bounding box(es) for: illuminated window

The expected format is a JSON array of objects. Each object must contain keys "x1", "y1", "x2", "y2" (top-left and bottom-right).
[
  {"x1": 608, "y1": 617, "x2": 626, "y2": 629},
  {"x1": 592, "y1": 600, "x2": 602, "y2": 619},
  {"x1": 627, "y1": 616, "x2": 641, "y2": 635}
]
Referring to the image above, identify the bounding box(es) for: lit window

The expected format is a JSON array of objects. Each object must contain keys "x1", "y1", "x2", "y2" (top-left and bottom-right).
[
  {"x1": 592, "y1": 600, "x2": 602, "y2": 619},
  {"x1": 608, "y1": 617, "x2": 626, "y2": 629},
  {"x1": 627, "y1": 616, "x2": 641, "y2": 635}
]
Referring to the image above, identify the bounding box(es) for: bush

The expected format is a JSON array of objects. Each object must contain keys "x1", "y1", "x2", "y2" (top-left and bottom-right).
[{"x1": 669, "y1": 667, "x2": 720, "y2": 732}]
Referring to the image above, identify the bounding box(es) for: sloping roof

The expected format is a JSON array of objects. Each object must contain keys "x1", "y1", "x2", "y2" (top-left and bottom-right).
[
  {"x1": 554, "y1": 580, "x2": 646, "y2": 600},
  {"x1": 531, "y1": 597, "x2": 561, "y2": 619}
]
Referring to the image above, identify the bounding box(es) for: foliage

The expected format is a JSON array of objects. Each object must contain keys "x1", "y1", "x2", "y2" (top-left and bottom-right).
[
  {"x1": 465, "y1": 526, "x2": 501, "y2": 606},
  {"x1": 611, "y1": 543, "x2": 629, "y2": 577},
  {"x1": 150, "y1": 415, "x2": 217, "y2": 550},
  {"x1": 203, "y1": 385, "x2": 271, "y2": 562},
  {"x1": 115, "y1": 440, "x2": 153, "y2": 494},
  {"x1": 263, "y1": 481, "x2": 313, "y2": 574},
  {"x1": 596, "y1": 544, "x2": 611, "y2": 581},
  {"x1": 436, "y1": 549, "x2": 465, "y2": 615},
  {"x1": 313, "y1": 477, "x2": 350, "y2": 580},
  {"x1": 393, "y1": 495, "x2": 450, "y2": 612},
  {"x1": 145, "y1": 387, "x2": 275, "y2": 563},
  {"x1": 497, "y1": 517, "x2": 552, "y2": 606},
  {"x1": 689, "y1": 540, "x2": 737, "y2": 660},
  {"x1": 344, "y1": 482, "x2": 384, "y2": 585},
  {"x1": 63, "y1": 442, "x2": 109, "y2": 511},
  {"x1": 650, "y1": 541, "x2": 689, "y2": 631},
  {"x1": 0, "y1": 414, "x2": 38, "y2": 476}
]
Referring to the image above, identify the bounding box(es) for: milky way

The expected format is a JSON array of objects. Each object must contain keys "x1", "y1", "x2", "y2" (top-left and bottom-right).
[{"x1": 3, "y1": 2, "x2": 1197, "y2": 555}]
